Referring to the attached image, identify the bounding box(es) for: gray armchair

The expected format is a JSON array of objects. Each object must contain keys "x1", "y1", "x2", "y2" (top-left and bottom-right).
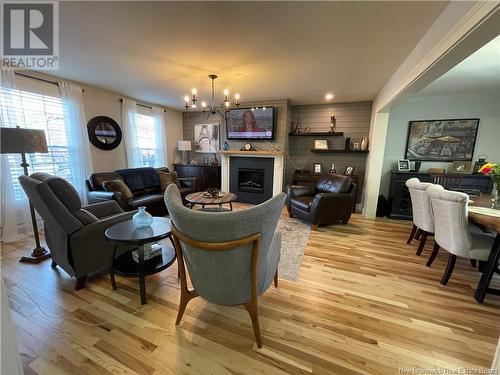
[
  {"x1": 19, "y1": 173, "x2": 135, "y2": 290},
  {"x1": 164, "y1": 184, "x2": 286, "y2": 347}
]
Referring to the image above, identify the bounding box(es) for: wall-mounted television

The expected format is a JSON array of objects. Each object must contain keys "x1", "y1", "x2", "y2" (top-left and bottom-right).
[{"x1": 226, "y1": 107, "x2": 275, "y2": 140}]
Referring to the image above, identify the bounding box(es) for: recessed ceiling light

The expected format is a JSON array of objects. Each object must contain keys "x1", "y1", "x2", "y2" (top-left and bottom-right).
[{"x1": 325, "y1": 93, "x2": 334, "y2": 100}]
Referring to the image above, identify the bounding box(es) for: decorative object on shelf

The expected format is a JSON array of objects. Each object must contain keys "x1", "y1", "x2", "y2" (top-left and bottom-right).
[
  {"x1": 295, "y1": 127, "x2": 301, "y2": 134},
  {"x1": 0, "y1": 127, "x2": 50, "y2": 263},
  {"x1": 195, "y1": 123, "x2": 219, "y2": 153},
  {"x1": 398, "y1": 159, "x2": 411, "y2": 171},
  {"x1": 352, "y1": 140, "x2": 361, "y2": 150},
  {"x1": 223, "y1": 141, "x2": 230, "y2": 150},
  {"x1": 240, "y1": 142, "x2": 258, "y2": 151},
  {"x1": 473, "y1": 154, "x2": 488, "y2": 174},
  {"x1": 304, "y1": 127, "x2": 310, "y2": 134},
  {"x1": 329, "y1": 115, "x2": 337, "y2": 133},
  {"x1": 405, "y1": 118, "x2": 480, "y2": 161},
  {"x1": 294, "y1": 119, "x2": 300, "y2": 134},
  {"x1": 211, "y1": 153, "x2": 219, "y2": 166},
  {"x1": 344, "y1": 166, "x2": 354, "y2": 175},
  {"x1": 132, "y1": 206, "x2": 153, "y2": 228},
  {"x1": 345, "y1": 137, "x2": 351, "y2": 150},
  {"x1": 451, "y1": 161, "x2": 472, "y2": 174},
  {"x1": 203, "y1": 156, "x2": 209, "y2": 165},
  {"x1": 132, "y1": 243, "x2": 162, "y2": 263},
  {"x1": 413, "y1": 161, "x2": 422, "y2": 172},
  {"x1": 87, "y1": 116, "x2": 122, "y2": 151},
  {"x1": 184, "y1": 74, "x2": 240, "y2": 119},
  {"x1": 313, "y1": 139, "x2": 328, "y2": 150},
  {"x1": 478, "y1": 162, "x2": 500, "y2": 208},
  {"x1": 313, "y1": 162, "x2": 322, "y2": 174},
  {"x1": 329, "y1": 163, "x2": 336, "y2": 173},
  {"x1": 190, "y1": 159, "x2": 198, "y2": 164},
  {"x1": 361, "y1": 136, "x2": 369, "y2": 151},
  {"x1": 177, "y1": 140, "x2": 191, "y2": 164}
]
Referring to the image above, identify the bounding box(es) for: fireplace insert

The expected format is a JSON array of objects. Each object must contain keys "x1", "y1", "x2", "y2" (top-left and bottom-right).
[{"x1": 238, "y1": 169, "x2": 264, "y2": 194}]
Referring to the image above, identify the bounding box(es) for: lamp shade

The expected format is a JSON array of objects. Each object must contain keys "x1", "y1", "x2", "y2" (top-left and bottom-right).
[
  {"x1": 0, "y1": 127, "x2": 48, "y2": 154},
  {"x1": 177, "y1": 140, "x2": 192, "y2": 151}
]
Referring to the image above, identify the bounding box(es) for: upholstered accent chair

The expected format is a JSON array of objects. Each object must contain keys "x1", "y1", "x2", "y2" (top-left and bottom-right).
[
  {"x1": 19, "y1": 173, "x2": 135, "y2": 290},
  {"x1": 286, "y1": 173, "x2": 357, "y2": 230},
  {"x1": 426, "y1": 185, "x2": 496, "y2": 285},
  {"x1": 164, "y1": 184, "x2": 286, "y2": 348},
  {"x1": 405, "y1": 178, "x2": 435, "y2": 256}
]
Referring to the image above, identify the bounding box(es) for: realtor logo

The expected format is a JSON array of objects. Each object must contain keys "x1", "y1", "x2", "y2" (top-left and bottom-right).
[{"x1": 1, "y1": 1, "x2": 59, "y2": 70}]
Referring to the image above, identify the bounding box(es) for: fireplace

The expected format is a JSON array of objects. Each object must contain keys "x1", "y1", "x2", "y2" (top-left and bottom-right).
[{"x1": 230, "y1": 157, "x2": 274, "y2": 204}]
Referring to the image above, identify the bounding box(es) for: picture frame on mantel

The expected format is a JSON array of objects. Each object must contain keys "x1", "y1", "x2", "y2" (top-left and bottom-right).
[
  {"x1": 313, "y1": 163, "x2": 322, "y2": 174},
  {"x1": 194, "y1": 123, "x2": 220, "y2": 153},
  {"x1": 313, "y1": 139, "x2": 328, "y2": 150}
]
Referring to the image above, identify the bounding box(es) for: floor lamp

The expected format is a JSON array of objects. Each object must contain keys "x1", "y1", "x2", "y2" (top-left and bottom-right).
[
  {"x1": 177, "y1": 140, "x2": 192, "y2": 164},
  {"x1": 0, "y1": 127, "x2": 50, "y2": 263}
]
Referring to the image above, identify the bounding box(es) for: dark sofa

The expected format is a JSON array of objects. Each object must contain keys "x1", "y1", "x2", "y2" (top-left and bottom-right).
[
  {"x1": 86, "y1": 167, "x2": 196, "y2": 216},
  {"x1": 286, "y1": 173, "x2": 357, "y2": 229}
]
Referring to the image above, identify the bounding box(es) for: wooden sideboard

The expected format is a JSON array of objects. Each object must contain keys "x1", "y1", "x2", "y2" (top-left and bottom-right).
[
  {"x1": 388, "y1": 171, "x2": 493, "y2": 220},
  {"x1": 173, "y1": 164, "x2": 221, "y2": 192}
]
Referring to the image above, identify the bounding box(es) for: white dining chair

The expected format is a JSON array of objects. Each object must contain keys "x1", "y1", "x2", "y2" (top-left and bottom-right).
[
  {"x1": 405, "y1": 178, "x2": 435, "y2": 256},
  {"x1": 426, "y1": 185, "x2": 496, "y2": 285}
]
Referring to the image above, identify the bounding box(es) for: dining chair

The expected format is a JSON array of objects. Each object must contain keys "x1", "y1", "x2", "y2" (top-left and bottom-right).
[
  {"x1": 405, "y1": 178, "x2": 435, "y2": 256},
  {"x1": 431, "y1": 174, "x2": 463, "y2": 190},
  {"x1": 426, "y1": 185, "x2": 496, "y2": 285}
]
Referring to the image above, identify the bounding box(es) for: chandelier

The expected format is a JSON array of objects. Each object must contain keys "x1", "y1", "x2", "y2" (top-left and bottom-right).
[{"x1": 184, "y1": 74, "x2": 240, "y2": 118}]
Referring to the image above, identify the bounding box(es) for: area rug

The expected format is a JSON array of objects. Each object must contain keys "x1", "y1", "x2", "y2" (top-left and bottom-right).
[{"x1": 278, "y1": 217, "x2": 311, "y2": 282}]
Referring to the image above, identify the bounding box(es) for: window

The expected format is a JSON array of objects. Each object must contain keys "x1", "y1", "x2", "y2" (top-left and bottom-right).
[
  {"x1": 134, "y1": 111, "x2": 162, "y2": 167},
  {"x1": 0, "y1": 87, "x2": 73, "y2": 201}
]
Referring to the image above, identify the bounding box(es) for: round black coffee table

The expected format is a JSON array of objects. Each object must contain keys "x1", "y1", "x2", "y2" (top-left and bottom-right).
[{"x1": 105, "y1": 217, "x2": 176, "y2": 305}]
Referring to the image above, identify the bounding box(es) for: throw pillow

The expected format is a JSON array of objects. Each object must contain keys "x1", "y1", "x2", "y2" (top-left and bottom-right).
[
  {"x1": 102, "y1": 179, "x2": 134, "y2": 200},
  {"x1": 158, "y1": 171, "x2": 181, "y2": 191}
]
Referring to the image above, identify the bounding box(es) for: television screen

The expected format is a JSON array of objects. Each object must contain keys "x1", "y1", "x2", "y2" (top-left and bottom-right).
[{"x1": 226, "y1": 107, "x2": 275, "y2": 140}]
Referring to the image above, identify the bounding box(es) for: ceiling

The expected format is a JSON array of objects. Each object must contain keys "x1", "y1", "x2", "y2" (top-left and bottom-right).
[
  {"x1": 417, "y1": 34, "x2": 500, "y2": 97},
  {"x1": 56, "y1": 1, "x2": 449, "y2": 109}
]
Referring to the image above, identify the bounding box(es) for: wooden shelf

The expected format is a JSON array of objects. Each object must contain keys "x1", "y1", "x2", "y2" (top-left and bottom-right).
[
  {"x1": 220, "y1": 150, "x2": 284, "y2": 156},
  {"x1": 289, "y1": 132, "x2": 344, "y2": 137},
  {"x1": 310, "y1": 149, "x2": 369, "y2": 154}
]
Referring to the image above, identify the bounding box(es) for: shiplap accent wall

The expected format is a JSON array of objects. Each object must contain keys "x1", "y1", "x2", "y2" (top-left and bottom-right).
[{"x1": 287, "y1": 101, "x2": 373, "y2": 203}]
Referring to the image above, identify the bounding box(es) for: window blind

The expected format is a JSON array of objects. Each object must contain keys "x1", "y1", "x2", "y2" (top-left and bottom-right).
[
  {"x1": 134, "y1": 112, "x2": 158, "y2": 167},
  {"x1": 0, "y1": 87, "x2": 73, "y2": 201}
]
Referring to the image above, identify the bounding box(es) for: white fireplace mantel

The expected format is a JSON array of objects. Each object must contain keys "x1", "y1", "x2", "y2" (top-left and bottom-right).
[{"x1": 220, "y1": 150, "x2": 284, "y2": 197}]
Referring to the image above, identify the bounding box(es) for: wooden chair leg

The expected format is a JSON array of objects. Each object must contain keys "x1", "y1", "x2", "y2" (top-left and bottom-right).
[
  {"x1": 274, "y1": 270, "x2": 278, "y2": 287},
  {"x1": 416, "y1": 231, "x2": 428, "y2": 256},
  {"x1": 426, "y1": 241, "x2": 440, "y2": 267},
  {"x1": 415, "y1": 229, "x2": 422, "y2": 240},
  {"x1": 407, "y1": 224, "x2": 417, "y2": 244},
  {"x1": 440, "y1": 254, "x2": 457, "y2": 285},
  {"x1": 74, "y1": 275, "x2": 87, "y2": 290},
  {"x1": 244, "y1": 301, "x2": 262, "y2": 348},
  {"x1": 470, "y1": 259, "x2": 477, "y2": 268},
  {"x1": 176, "y1": 290, "x2": 198, "y2": 325},
  {"x1": 311, "y1": 224, "x2": 318, "y2": 231}
]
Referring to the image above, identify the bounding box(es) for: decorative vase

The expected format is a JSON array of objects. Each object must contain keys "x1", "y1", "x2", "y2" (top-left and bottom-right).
[
  {"x1": 492, "y1": 177, "x2": 500, "y2": 209},
  {"x1": 132, "y1": 207, "x2": 153, "y2": 228},
  {"x1": 223, "y1": 141, "x2": 230, "y2": 150}
]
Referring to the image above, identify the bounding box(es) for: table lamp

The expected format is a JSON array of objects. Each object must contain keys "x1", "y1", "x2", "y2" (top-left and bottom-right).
[
  {"x1": 177, "y1": 140, "x2": 191, "y2": 164},
  {"x1": 0, "y1": 127, "x2": 50, "y2": 263}
]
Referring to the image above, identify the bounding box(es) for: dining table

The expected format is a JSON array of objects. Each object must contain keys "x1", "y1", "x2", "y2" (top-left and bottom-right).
[{"x1": 468, "y1": 195, "x2": 500, "y2": 303}]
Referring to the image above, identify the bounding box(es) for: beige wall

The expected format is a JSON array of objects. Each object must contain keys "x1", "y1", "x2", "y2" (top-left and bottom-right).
[{"x1": 23, "y1": 71, "x2": 184, "y2": 173}]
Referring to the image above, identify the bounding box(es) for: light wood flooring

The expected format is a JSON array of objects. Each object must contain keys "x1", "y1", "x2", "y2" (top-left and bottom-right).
[{"x1": 1, "y1": 211, "x2": 500, "y2": 374}]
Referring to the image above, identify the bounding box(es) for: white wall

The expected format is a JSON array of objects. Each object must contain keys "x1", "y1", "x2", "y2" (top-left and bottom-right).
[{"x1": 379, "y1": 91, "x2": 500, "y2": 197}]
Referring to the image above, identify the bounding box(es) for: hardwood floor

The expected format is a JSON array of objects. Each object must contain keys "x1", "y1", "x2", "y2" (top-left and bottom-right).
[{"x1": 1, "y1": 211, "x2": 499, "y2": 374}]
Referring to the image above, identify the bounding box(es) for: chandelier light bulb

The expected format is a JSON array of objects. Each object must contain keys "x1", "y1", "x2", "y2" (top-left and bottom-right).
[
  {"x1": 184, "y1": 95, "x2": 190, "y2": 103},
  {"x1": 225, "y1": 101, "x2": 230, "y2": 107},
  {"x1": 223, "y1": 88, "x2": 229, "y2": 96},
  {"x1": 201, "y1": 101, "x2": 207, "y2": 108},
  {"x1": 191, "y1": 88, "x2": 197, "y2": 95},
  {"x1": 234, "y1": 93, "x2": 240, "y2": 100},
  {"x1": 191, "y1": 103, "x2": 197, "y2": 109}
]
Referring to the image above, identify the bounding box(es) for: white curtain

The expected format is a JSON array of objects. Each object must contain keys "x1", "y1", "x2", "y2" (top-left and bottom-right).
[
  {"x1": 122, "y1": 98, "x2": 141, "y2": 168},
  {"x1": 58, "y1": 81, "x2": 93, "y2": 204},
  {"x1": 152, "y1": 106, "x2": 167, "y2": 167},
  {"x1": 0, "y1": 70, "x2": 30, "y2": 242}
]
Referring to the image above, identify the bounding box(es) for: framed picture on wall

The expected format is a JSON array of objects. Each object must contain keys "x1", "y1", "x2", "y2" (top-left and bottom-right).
[
  {"x1": 194, "y1": 123, "x2": 220, "y2": 153},
  {"x1": 344, "y1": 166, "x2": 355, "y2": 175},
  {"x1": 451, "y1": 161, "x2": 472, "y2": 174},
  {"x1": 404, "y1": 118, "x2": 480, "y2": 161},
  {"x1": 313, "y1": 163, "x2": 322, "y2": 174},
  {"x1": 313, "y1": 139, "x2": 328, "y2": 150}
]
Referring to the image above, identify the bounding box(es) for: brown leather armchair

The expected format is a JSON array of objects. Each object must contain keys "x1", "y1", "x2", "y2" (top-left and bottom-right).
[{"x1": 286, "y1": 174, "x2": 357, "y2": 229}]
